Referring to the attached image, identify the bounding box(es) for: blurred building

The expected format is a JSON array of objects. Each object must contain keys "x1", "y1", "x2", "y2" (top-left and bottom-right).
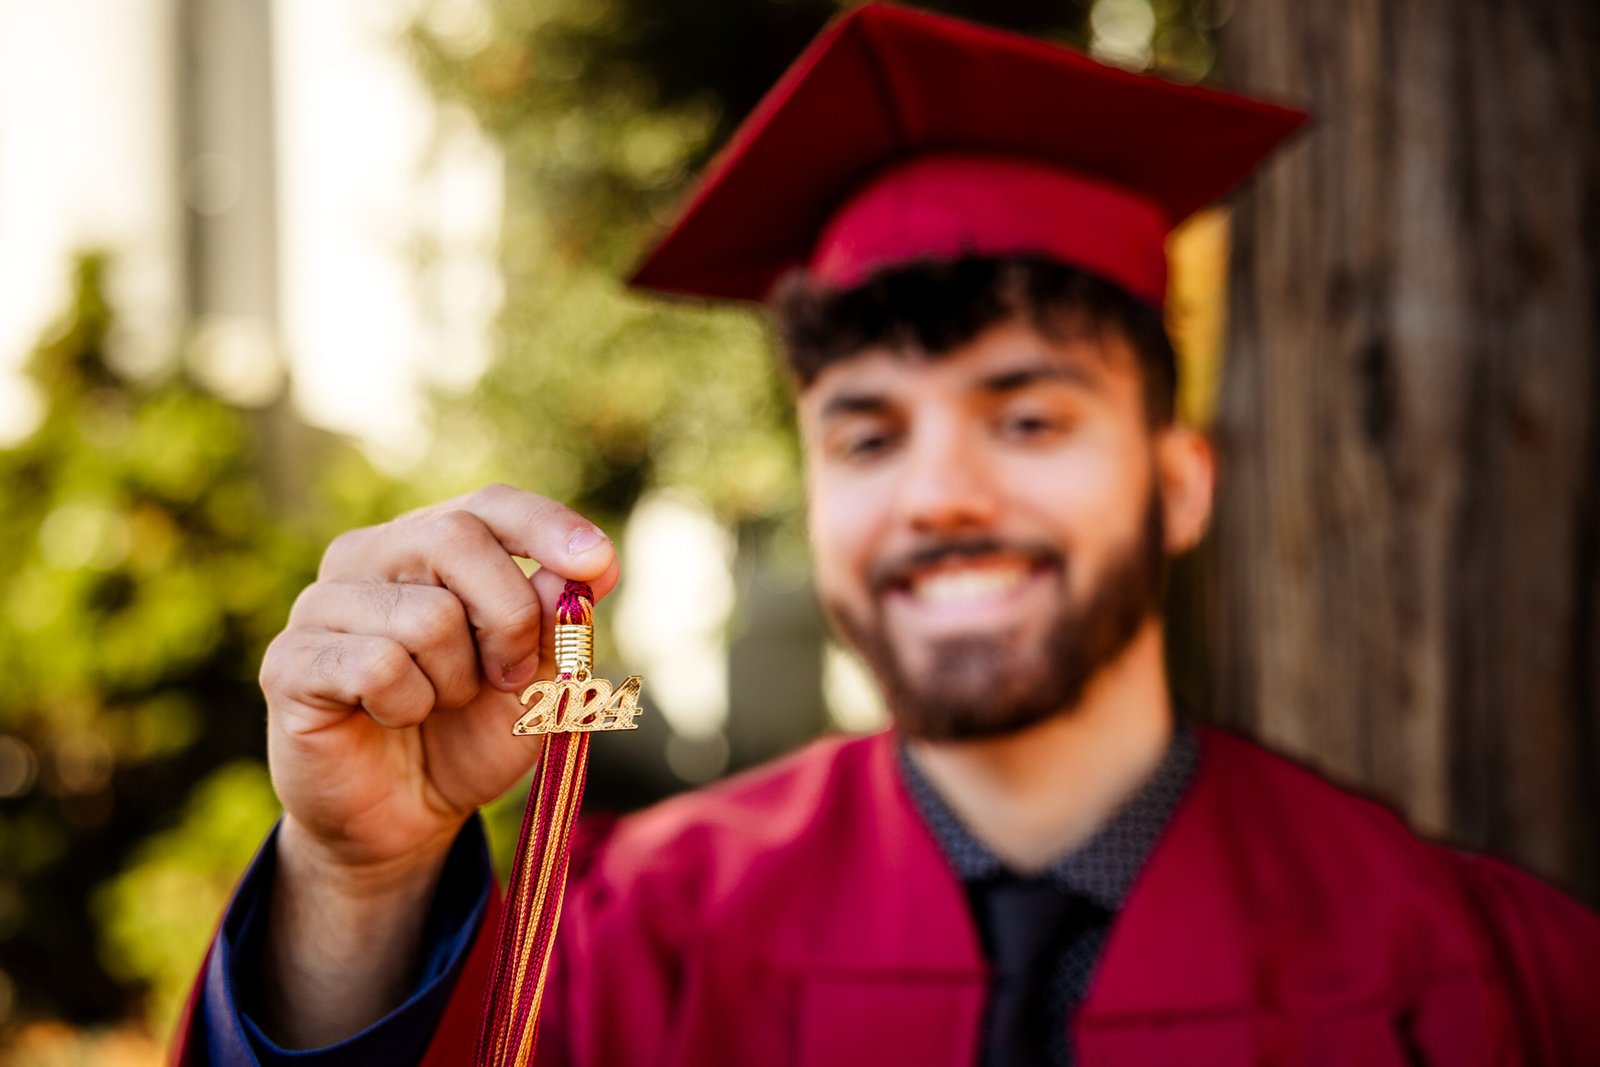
[{"x1": 0, "y1": 0, "x2": 502, "y2": 466}]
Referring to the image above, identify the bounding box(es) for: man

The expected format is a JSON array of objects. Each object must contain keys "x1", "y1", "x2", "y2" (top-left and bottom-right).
[{"x1": 177, "y1": 6, "x2": 1600, "y2": 1066}]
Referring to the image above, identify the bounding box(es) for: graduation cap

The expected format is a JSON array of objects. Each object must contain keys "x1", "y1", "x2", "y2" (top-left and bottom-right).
[{"x1": 629, "y1": 3, "x2": 1306, "y2": 307}]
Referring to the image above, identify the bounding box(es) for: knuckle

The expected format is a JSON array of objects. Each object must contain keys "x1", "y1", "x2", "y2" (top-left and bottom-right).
[
  {"x1": 429, "y1": 508, "x2": 486, "y2": 549},
  {"x1": 258, "y1": 632, "x2": 299, "y2": 693},
  {"x1": 311, "y1": 640, "x2": 348, "y2": 685},
  {"x1": 286, "y1": 583, "x2": 320, "y2": 627},
  {"x1": 358, "y1": 578, "x2": 407, "y2": 625},
  {"x1": 319, "y1": 525, "x2": 375, "y2": 579},
  {"x1": 484, "y1": 483, "x2": 568, "y2": 533},
  {"x1": 397, "y1": 683, "x2": 437, "y2": 725},
  {"x1": 496, "y1": 591, "x2": 543, "y2": 639},
  {"x1": 409, "y1": 589, "x2": 467, "y2": 648},
  {"x1": 522, "y1": 493, "x2": 565, "y2": 530},
  {"x1": 356, "y1": 641, "x2": 414, "y2": 696},
  {"x1": 434, "y1": 660, "x2": 481, "y2": 709}
]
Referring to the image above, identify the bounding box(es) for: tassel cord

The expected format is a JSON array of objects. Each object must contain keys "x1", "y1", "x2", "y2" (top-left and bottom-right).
[{"x1": 475, "y1": 583, "x2": 597, "y2": 1067}]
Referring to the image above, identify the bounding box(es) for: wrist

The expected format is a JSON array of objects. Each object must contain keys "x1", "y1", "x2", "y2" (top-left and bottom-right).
[
  {"x1": 277, "y1": 814, "x2": 463, "y2": 905},
  {"x1": 258, "y1": 815, "x2": 470, "y2": 1048}
]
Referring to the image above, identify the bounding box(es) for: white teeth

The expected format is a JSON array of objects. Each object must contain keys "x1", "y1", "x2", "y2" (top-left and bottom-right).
[{"x1": 910, "y1": 565, "x2": 1026, "y2": 605}]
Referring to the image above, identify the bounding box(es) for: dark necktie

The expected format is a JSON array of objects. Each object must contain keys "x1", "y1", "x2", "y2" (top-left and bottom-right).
[{"x1": 969, "y1": 876, "x2": 1082, "y2": 1067}]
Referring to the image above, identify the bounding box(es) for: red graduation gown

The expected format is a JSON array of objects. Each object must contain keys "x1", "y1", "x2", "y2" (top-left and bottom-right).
[
  {"x1": 497, "y1": 728, "x2": 1598, "y2": 1066},
  {"x1": 178, "y1": 727, "x2": 1600, "y2": 1065}
]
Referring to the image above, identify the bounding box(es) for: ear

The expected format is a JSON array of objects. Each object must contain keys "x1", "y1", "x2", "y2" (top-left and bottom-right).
[{"x1": 1153, "y1": 426, "x2": 1215, "y2": 555}]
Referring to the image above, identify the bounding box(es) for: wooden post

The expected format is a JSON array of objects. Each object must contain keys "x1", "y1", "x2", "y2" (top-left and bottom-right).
[{"x1": 1210, "y1": 0, "x2": 1600, "y2": 903}]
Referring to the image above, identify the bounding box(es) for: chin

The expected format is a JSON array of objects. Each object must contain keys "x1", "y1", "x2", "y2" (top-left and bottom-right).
[
  {"x1": 882, "y1": 632, "x2": 1073, "y2": 742},
  {"x1": 826, "y1": 509, "x2": 1164, "y2": 742}
]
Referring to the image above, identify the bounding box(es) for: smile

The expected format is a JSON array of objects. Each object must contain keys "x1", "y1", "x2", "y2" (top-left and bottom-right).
[
  {"x1": 908, "y1": 561, "x2": 1031, "y2": 605},
  {"x1": 881, "y1": 551, "x2": 1060, "y2": 635}
]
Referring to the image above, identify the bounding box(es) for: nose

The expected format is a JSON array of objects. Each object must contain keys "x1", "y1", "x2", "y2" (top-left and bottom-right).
[{"x1": 894, "y1": 416, "x2": 999, "y2": 534}]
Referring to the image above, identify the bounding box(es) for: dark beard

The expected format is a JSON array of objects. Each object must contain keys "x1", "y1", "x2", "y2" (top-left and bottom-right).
[{"x1": 826, "y1": 493, "x2": 1167, "y2": 741}]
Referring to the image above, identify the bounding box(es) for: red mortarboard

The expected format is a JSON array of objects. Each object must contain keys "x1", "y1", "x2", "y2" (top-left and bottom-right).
[{"x1": 629, "y1": 3, "x2": 1306, "y2": 307}]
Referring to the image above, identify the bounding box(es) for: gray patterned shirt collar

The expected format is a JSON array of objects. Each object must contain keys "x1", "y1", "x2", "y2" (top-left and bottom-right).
[{"x1": 897, "y1": 720, "x2": 1200, "y2": 911}]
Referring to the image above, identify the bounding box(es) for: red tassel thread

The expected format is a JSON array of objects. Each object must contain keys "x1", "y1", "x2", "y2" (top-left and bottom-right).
[{"x1": 474, "y1": 581, "x2": 596, "y2": 1067}]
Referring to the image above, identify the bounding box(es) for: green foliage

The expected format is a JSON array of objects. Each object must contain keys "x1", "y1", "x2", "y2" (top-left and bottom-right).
[
  {"x1": 407, "y1": 0, "x2": 811, "y2": 535},
  {"x1": 0, "y1": 255, "x2": 397, "y2": 1037},
  {"x1": 92, "y1": 761, "x2": 281, "y2": 1035}
]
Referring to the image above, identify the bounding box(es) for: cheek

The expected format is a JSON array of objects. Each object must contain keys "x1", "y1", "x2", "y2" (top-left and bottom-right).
[
  {"x1": 806, "y1": 473, "x2": 885, "y2": 596},
  {"x1": 1009, "y1": 429, "x2": 1153, "y2": 562},
  {"x1": 1018, "y1": 427, "x2": 1138, "y2": 503}
]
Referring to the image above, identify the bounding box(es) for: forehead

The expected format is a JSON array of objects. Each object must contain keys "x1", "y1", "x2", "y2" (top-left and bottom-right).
[{"x1": 796, "y1": 318, "x2": 1140, "y2": 417}]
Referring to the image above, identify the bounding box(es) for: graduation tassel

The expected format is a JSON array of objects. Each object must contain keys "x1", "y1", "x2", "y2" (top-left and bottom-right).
[{"x1": 475, "y1": 580, "x2": 644, "y2": 1067}]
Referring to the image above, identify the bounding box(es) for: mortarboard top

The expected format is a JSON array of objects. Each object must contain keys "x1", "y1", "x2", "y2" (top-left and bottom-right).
[{"x1": 629, "y1": 2, "x2": 1306, "y2": 308}]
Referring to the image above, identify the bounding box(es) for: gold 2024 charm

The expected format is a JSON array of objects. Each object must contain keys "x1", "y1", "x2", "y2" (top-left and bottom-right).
[
  {"x1": 513, "y1": 676, "x2": 643, "y2": 734},
  {"x1": 512, "y1": 614, "x2": 643, "y2": 735}
]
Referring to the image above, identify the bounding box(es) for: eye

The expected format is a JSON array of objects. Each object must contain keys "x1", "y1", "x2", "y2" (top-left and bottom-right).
[
  {"x1": 843, "y1": 428, "x2": 897, "y2": 459},
  {"x1": 998, "y1": 409, "x2": 1069, "y2": 441},
  {"x1": 823, "y1": 420, "x2": 900, "y2": 463}
]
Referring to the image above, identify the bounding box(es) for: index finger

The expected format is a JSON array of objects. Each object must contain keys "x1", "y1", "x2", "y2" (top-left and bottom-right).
[
  {"x1": 421, "y1": 483, "x2": 616, "y2": 581},
  {"x1": 320, "y1": 486, "x2": 617, "y2": 689}
]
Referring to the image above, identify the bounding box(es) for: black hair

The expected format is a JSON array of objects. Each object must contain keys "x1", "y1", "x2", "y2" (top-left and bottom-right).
[{"x1": 770, "y1": 255, "x2": 1178, "y2": 426}]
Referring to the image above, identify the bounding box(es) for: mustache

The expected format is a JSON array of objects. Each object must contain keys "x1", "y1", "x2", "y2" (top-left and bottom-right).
[{"x1": 868, "y1": 538, "x2": 1064, "y2": 595}]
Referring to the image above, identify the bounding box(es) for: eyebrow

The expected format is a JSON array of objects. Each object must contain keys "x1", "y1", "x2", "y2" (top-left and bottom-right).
[
  {"x1": 815, "y1": 357, "x2": 1104, "y2": 419},
  {"x1": 979, "y1": 361, "x2": 1101, "y2": 394},
  {"x1": 818, "y1": 392, "x2": 894, "y2": 419}
]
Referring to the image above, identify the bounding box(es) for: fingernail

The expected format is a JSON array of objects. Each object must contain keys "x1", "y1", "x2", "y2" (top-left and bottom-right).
[{"x1": 567, "y1": 526, "x2": 608, "y2": 558}]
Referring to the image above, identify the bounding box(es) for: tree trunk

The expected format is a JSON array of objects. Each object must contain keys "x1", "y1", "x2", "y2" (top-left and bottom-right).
[{"x1": 1211, "y1": 0, "x2": 1600, "y2": 904}]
